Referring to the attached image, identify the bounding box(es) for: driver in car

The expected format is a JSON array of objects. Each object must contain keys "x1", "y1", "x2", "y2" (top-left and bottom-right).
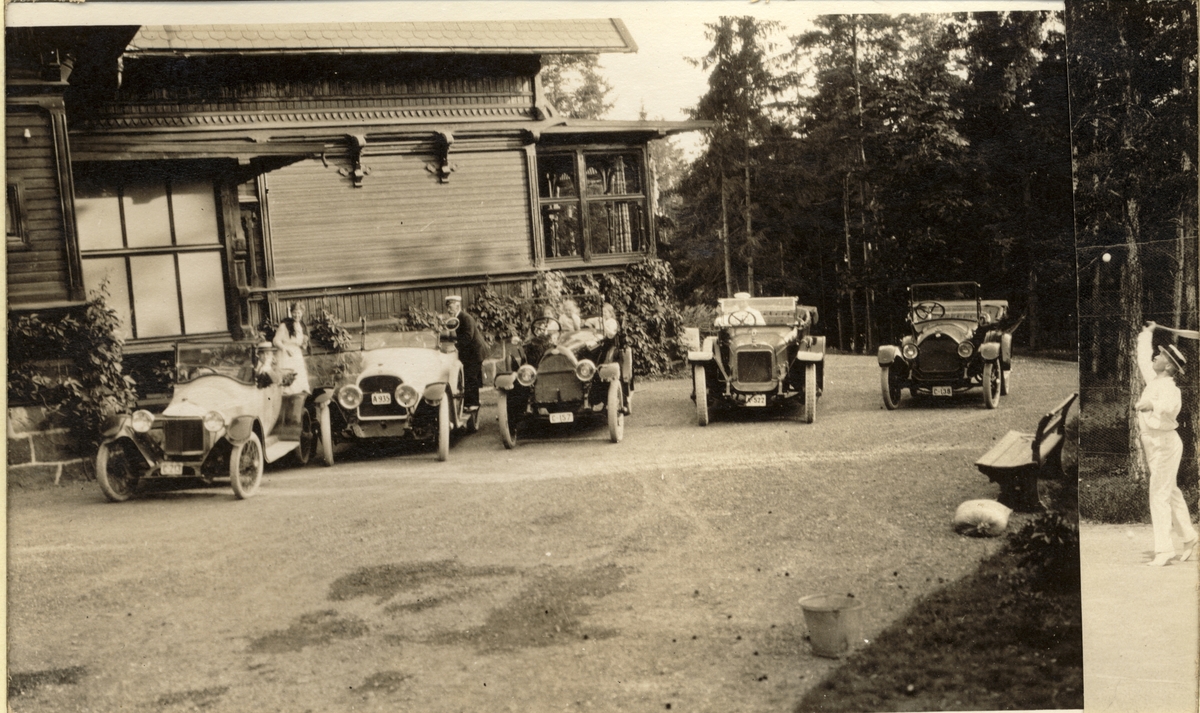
[{"x1": 714, "y1": 292, "x2": 765, "y2": 327}]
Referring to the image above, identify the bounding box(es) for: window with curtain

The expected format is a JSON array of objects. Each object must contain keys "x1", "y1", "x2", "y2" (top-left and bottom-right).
[
  {"x1": 75, "y1": 175, "x2": 228, "y2": 341},
  {"x1": 537, "y1": 149, "x2": 647, "y2": 261}
]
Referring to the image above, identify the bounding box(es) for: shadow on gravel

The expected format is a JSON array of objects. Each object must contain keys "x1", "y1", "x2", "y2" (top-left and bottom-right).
[
  {"x1": 8, "y1": 666, "x2": 87, "y2": 699},
  {"x1": 247, "y1": 610, "x2": 370, "y2": 654},
  {"x1": 155, "y1": 685, "x2": 230, "y2": 709}
]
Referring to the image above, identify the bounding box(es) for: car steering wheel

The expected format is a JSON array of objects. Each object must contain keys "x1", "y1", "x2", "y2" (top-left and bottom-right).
[
  {"x1": 531, "y1": 317, "x2": 562, "y2": 338},
  {"x1": 728, "y1": 310, "x2": 756, "y2": 326},
  {"x1": 912, "y1": 301, "x2": 946, "y2": 320}
]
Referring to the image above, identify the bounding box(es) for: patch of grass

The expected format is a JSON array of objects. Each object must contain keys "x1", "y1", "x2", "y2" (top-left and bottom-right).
[
  {"x1": 1080, "y1": 475, "x2": 1150, "y2": 523},
  {"x1": 156, "y1": 685, "x2": 230, "y2": 709},
  {"x1": 8, "y1": 666, "x2": 87, "y2": 698},
  {"x1": 795, "y1": 515, "x2": 1082, "y2": 712},
  {"x1": 247, "y1": 610, "x2": 369, "y2": 654}
]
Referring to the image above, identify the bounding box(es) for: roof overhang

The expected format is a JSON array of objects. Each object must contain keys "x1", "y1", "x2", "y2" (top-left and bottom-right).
[
  {"x1": 123, "y1": 21, "x2": 638, "y2": 57},
  {"x1": 70, "y1": 136, "x2": 327, "y2": 162},
  {"x1": 538, "y1": 118, "x2": 713, "y2": 142}
]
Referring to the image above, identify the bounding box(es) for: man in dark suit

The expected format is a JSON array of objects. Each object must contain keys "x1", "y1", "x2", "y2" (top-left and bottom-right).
[{"x1": 445, "y1": 295, "x2": 488, "y2": 410}]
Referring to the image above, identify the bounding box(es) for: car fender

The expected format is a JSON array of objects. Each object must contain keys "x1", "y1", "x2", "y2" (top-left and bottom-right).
[
  {"x1": 226, "y1": 415, "x2": 258, "y2": 443},
  {"x1": 101, "y1": 413, "x2": 130, "y2": 439},
  {"x1": 422, "y1": 382, "x2": 448, "y2": 403},
  {"x1": 1000, "y1": 333, "x2": 1013, "y2": 366},
  {"x1": 682, "y1": 327, "x2": 702, "y2": 352},
  {"x1": 795, "y1": 334, "x2": 825, "y2": 358},
  {"x1": 598, "y1": 363, "x2": 621, "y2": 382},
  {"x1": 878, "y1": 344, "x2": 902, "y2": 366},
  {"x1": 979, "y1": 342, "x2": 1001, "y2": 361},
  {"x1": 495, "y1": 373, "x2": 516, "y2": 391},
  {"x1": 310, "y1": 389, "x2": 334, "y2": 407},
  {"x1": 688, "y1": 336, "x2": 717, "y2": 362}
]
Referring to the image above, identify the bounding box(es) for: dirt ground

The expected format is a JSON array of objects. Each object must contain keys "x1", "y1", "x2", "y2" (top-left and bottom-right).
[{"x1": 7, "y1": 354, "x2": 1078, "y2": 712}]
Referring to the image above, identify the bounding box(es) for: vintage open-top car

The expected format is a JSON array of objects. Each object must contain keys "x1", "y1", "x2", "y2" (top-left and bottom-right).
[
  {"x1": 685, "y1": 295, "x2": 825, "y2": 425},
  {"x1": 95, "y1": 341, "x2": 316, "y2": 502},
  {"x1": 877, "y1": 281, "x2": 1017, "y2": 409},
  {"x1": 493, "y1": 295, "x2": 632, "y2": 447},
  {"x1": 309, "y1": 317, "x2": 476, "y2": 464}
]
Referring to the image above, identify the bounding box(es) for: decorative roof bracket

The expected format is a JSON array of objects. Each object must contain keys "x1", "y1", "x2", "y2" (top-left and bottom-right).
[
  {"x1": 337, "y1": 134, "x2": 371, "y2": 187},
  {"x1": 425, "y1": 130, "x2": 456, "y2": 183}
]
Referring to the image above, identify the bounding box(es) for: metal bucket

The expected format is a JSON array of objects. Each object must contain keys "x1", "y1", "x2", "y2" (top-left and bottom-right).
[{"x1": 799, "y1": 594, "x2": 864, "y2": 658}]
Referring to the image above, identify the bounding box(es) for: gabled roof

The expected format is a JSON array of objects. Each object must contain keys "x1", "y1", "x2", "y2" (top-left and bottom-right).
[{"x1": 126, "y1": 21, "x2": 638, "y2": 56}]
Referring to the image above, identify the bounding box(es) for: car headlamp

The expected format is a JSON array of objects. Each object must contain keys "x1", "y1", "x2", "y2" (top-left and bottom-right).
[
  {"x1": 202, "y1": 411, "x2": 225, "y2": 433},
  {"x1": 130, "y1": 409, "x2": 155, "y2": 434},
  {"x1": 516, "y1": 364, "x2": 538, "y2": 387},
  {"x1": 957, "y1": 341, "x2": 974, "y2": 359},
  {"x1": 395, "y1": 384, "x2": 421, "y2": 409},
  {"x1": 338, "y1": 385, "x2": 364, "y2": 410},
  {"x1": 574, "y1": 359, "x2": 597, "y2": 381},
  {"x1": 901, "y1": 343, "x2": 919, "y2": 360}
]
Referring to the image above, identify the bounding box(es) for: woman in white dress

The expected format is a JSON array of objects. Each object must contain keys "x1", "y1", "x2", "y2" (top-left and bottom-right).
[{"x1": 273, "y1": 302, "x2": 311, "y2": 396}]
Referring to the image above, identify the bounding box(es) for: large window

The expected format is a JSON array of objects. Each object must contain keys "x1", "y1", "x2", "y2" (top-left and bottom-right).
[
  {"x1": 537, "y1": 149, "x2": 647, "y2": 261},
  {"x1": 75, "y1": 174, "x2": 228, "y2": 341}
]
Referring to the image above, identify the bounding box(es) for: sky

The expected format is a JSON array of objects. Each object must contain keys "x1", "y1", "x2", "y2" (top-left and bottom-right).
[{"x1": 8, "y1": 0, "x2": 1063, "y2": 159}]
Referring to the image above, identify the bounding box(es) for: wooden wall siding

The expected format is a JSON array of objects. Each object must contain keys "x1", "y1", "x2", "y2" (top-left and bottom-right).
[
  {"x1": 84, "y1": 75, "x2": 534, "y2": 129},
  {"x1": 5, "y1": 107, "x2": 71, "y2": 304},
  {"x1": 266, "y1": 148, "x2": 533, "y2": 290},
  {"x1": 266, "y1": 278, "x2": 532, "y2": 324}
]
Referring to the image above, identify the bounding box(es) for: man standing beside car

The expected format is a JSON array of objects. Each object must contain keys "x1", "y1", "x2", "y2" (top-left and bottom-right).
[{"x1": 446, "y1": 295, "x2": 488, "y2": 411}]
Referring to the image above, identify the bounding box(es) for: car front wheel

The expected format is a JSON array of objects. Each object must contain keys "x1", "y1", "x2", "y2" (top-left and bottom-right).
[
  {"x1": 802, "y1": 363, "x2": 818, "y2": 424},
  {"x1": 607, "y1": 379, "x2": 625, "y2": 443},
  {"x1": 1001, "y1": 367, "x2": 1011, "y2": 396},
  {"x1": 497, "y1": 390, "x2": 518, "y2": 449},
  {"x1": 881, "y1": 365, "x2": 903, "y2": 410},
  {"x1": 230, "y1": 432, "x2": 264, "y2": 499},
  {"x1": 96, "y1": 441, "x2": 144, "y2": 503},
  {"x1": 436, "y1": 395, "x2": 451, "y2": 462},
  {"x1": 318, "y1": 404, "x2": 335, "y2": 467},
  {"x1": 693, "y1": 364, "x2": 709, "y2": 427},
  {"x1": 292, "y1": 410, "x2": 315, "y2": 466},
  {"x1": 982, "y1": 360, "x2": 1001, "y2": 409}
]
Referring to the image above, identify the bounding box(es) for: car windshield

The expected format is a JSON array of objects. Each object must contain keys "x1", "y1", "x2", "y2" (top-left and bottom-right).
[
  {"x1": 525, "y1": 295, "x2": 610, "y2": 336},
  {"x1": 715, "y1": 296, "x2": 799, "y2": 327},
  {"x1": 176, "y1": 342, "x2": 258, "y2": 384},
  {"x1": 911, "y1": 283, "x2": 978, "y2": 303},
  {"x1": 361, "y1": 330, "x2": 440, "y2": 350}
]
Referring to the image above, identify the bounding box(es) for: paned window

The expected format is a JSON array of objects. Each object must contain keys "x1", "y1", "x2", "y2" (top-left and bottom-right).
[
  {"x1": 75, "y1": 175, "x2": 228, "y2": 340},
  {"x1": 537, "y1": 150, "x2": 647, "y2": 260},
  {"x1": 6, "y1": 180, "x2": 29, "y2": 249}
]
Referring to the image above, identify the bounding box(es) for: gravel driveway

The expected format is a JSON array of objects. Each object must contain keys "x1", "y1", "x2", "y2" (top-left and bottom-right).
[{"x1": 7, "y1": 354, "x2": 1078, "y2": 712}]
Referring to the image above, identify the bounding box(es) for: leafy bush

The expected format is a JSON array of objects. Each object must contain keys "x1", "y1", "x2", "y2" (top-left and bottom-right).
[
  {"x1": 395, "y1": 303, "x2": 441, "y2": 331},
  {"x1": 308, "y1": 303, "x2": 352, "y2": 353},
  {"x1": 473, "y1": 285, "x2": 527, "y2": 343},
  {"x1": 1003, "y1": 512, "x2": 1081, "y2": 594},
  {"x1": 597, "y1": 259, "x2": 685, "y2": 376},
  {"x1": 1079, "y1": 476, "x2": 1151, "y2": 523},
  {"x1": 7, "y1": 283, "x2": 138, "y2": 450}
]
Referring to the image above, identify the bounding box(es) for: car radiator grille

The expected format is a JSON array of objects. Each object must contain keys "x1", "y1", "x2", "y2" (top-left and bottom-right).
[
  {"x1": 163, "y1": 419, "x2": 205, "y2": 454},
  {"x1": 917, "y1": 337, "x2": 960, "y2": 375},
  {"x1": 535, "y1": 354, "x2": 584, "y2": 403},
  {"x1": 736, "y1": 351, "x2": 773, "y2": 383},
  {"x1": 358, "y1": 375, "x2": 408, "y2": 418}
]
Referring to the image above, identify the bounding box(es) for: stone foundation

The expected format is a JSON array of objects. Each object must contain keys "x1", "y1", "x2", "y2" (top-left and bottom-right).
[{"x1": 6, "y1": 405, "x2": 93, "y2": 488}]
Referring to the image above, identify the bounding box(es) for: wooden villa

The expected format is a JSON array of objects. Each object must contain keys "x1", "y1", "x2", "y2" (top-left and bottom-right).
[{"x1": 6, "y1": 21, "x2": 706, "y2": 352}]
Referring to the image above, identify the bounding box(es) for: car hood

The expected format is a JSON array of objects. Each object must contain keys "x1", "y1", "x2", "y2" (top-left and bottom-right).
[
  {"x1": 354, "y1": 347, "x2": 455, "y2": 388},
  {"x1": 728, "y1": 327, "x2": 795, "y2": 351},
  {"x1": 915, "y1": 320, "x2": 974, "y2": 344},
  {"x1": 163, "y1": 377, "x2": 265, "y2": 419}
]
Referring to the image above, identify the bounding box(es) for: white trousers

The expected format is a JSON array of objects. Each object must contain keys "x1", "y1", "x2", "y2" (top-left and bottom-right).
[{"x1": 1141, "y1": 428, "x2": 1198, "y2": 554}]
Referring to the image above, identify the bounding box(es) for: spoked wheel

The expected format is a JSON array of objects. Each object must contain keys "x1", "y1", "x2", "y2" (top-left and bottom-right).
[
  {"x1": 292, "y1": 410, "x2": 315, "y2": 466},
  {"x1": 318, "y1": 404, "x2": 335, "y2": 467},
  {"x1": 607, "y1": 379, "x2": 625, "y2": 443},
  {"x1": 982, "y1": 360, "x2": 1001, "y2": 409},
  {"x1": 436, "y1": 395, "x2": 451, "y2": 462},
  {"x1": 881, "y1": 365, "x2": 903, "y2": 410},
  {"x1": 802, "y1": 363, "x2": 817, "y2": 424},
  {"x1": 693, "y1": 363, "x2": 709, "y2": 427},
  {"x1": 497, "y1": 390, "x2": 518, "y2": 449},
  {"x1": 96, "y1": 441, "x2": 144, "y2": 503},
  {"x1": 230, "y1": 432, "x2": 264, "y2": 499},
  {"x1": 1000, "y1": 367, "x2": 1011, "y2": 396}
]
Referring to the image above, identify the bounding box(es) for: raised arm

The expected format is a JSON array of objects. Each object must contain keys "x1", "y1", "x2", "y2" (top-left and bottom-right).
[{"x1": 1135, "y1": 323, "x2": 1157, "y2": 384}]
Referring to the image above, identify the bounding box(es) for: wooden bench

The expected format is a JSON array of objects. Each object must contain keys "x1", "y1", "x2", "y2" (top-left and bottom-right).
[{"x1": 975, "y1": 392, "x2": 1078, "y2": 512}]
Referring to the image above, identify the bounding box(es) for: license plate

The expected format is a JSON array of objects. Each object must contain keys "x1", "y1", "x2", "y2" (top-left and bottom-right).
[
  {"x1": 932, "y1": 386, "x2": 953, "y2": 397},
  {"x1": 371, "y1": 392, "x2": 392, "y2": 405},
  {"x1": 746, "y1": 394, "x2": 767, "y2": 407},
  {"x1": 549, "y1": 412, "x2": 574, "y2": 424},
  {"x1": 160, "y1": 461, "x2": 183, "y2": 476}
]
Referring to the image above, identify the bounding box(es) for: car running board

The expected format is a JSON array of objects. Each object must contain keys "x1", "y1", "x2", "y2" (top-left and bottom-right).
[{"x1": 263, "y1": 436, "x2": 299, "y2": 463}]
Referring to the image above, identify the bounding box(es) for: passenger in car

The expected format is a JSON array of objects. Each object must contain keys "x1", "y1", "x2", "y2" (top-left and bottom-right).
[{"x1": 273, "y1": 302, "x2": 311, "y2": 395}]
